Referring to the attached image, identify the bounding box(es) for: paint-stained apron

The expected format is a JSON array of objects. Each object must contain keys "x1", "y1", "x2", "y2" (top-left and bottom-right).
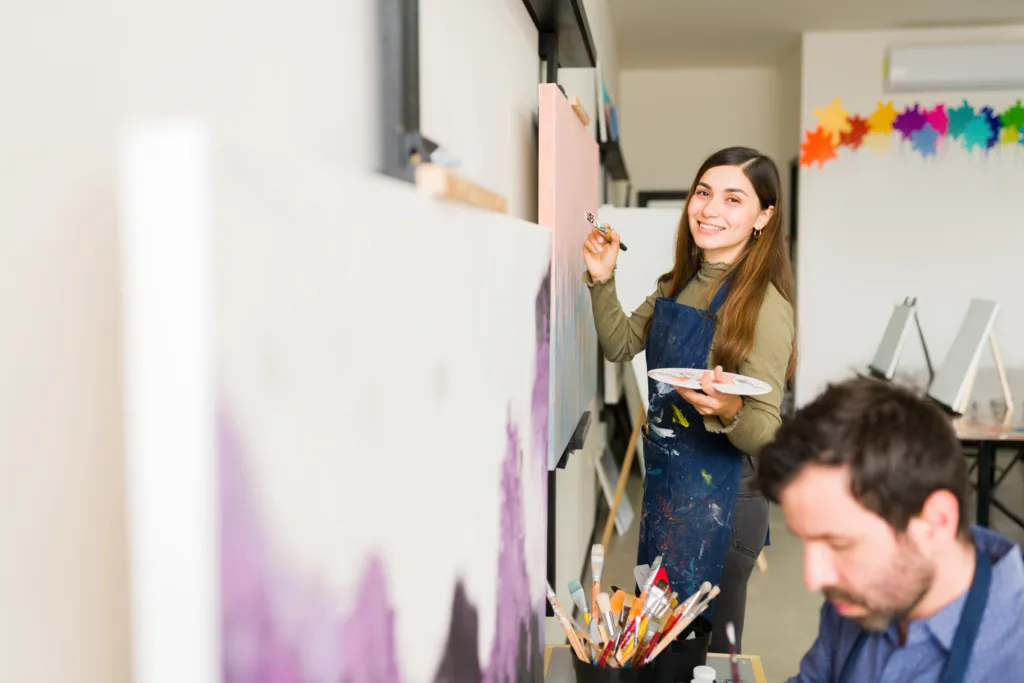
[{"x1": 638, "y1": 281, "x2": 744, "y2": 612}]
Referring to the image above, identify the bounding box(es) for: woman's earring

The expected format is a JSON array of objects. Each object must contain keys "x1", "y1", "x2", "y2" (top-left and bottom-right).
[{"x1": 753, "y1": 227, "x2": 763, "y2": 240}]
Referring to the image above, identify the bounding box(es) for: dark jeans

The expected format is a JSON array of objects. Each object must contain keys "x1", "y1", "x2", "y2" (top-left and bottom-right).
[{"x1": 708, "y1": 454, "x2": 769, "y2": 654}]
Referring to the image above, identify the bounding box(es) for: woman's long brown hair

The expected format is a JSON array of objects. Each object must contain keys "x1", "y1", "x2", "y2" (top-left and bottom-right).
[{"x1": 645, "y1": 147, "x2": 797, "y2": 378}]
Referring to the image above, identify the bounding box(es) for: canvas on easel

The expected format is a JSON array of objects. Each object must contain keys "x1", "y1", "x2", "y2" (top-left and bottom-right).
[
  {"x1": 927, "y1": 298, "x2": 1013, "y2": 418},
  {"x1": 868, "y1": 296, "x2": 934, "y2": 385},
  {"x1": 538, "y1": 83, "x2": 600, "y2": 469},
  {"x1": 119, "y1": 124, "x2": 552, "y2": 683}
]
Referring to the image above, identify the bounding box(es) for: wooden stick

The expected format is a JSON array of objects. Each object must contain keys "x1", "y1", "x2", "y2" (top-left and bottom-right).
[
  {"x1": 601, "y1": 406, "x2": 646, "y2": 550},
  {"x1": 415, "y1": 162, "x2": 508, "y2": 214},
  {"x1": 756, "y1": 551, "x2": 768, "y2": 573},
  {"x1": 570, "y1": 96, "x2": 590, "y2": 126},
  {"x1": 989, "y1": 332, "x2": 1014, "y2": 420},
  {"x1": 644, "y1": 587, "x2": 720, "y2": 663}
]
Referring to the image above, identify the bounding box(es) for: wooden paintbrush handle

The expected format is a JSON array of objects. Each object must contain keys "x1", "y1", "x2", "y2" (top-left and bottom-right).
[
  {"x1": 644, "y1": 606, "x2": 705, "y2": 664},
  {"x1": 601, "y1": 406, "x2": 645, "y2": 550}
]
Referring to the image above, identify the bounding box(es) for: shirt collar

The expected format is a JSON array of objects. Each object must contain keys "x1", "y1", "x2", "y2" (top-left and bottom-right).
[
  {"x1": 908, "y1": 528, "x2": 1024, "y2": 651},
  {"x1": 921, "y1": 591, "x2": 967, "y2": 651}
]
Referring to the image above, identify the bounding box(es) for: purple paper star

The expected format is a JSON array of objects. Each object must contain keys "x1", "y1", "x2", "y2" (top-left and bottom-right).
[{"x1": 892, "y1": 104, "x2": 926, "y2": 140}]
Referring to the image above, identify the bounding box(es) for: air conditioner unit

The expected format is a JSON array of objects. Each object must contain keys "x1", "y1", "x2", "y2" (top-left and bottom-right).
[{"x1": 885, "y1": 42, "x2": 1024, "y2": 92}]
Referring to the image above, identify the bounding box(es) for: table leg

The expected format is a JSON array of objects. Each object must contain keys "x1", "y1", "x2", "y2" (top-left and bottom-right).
[{"x1": 976, "y1": 442, "x2": 994, "y2": 528}]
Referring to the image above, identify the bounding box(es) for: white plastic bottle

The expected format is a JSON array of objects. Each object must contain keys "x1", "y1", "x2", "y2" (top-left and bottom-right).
[{"x1": 691, "y1": 664, "x2": 716, "y2": 682}]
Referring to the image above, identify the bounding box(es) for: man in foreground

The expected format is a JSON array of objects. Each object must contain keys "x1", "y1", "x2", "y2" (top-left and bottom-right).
[{"x1": 756, "y1": 377, "x2": 1024, "y2": 682}]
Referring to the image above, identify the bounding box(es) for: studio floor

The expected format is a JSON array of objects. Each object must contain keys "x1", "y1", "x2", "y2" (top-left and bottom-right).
[{"x1": 581, "y1": 448, "x2": 1024, "y2": 682}]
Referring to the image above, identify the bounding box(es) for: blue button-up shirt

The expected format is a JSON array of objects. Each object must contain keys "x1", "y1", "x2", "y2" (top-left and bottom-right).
[{"x1": 786, "y1": 526, "x2": 1024, "y2": 682}]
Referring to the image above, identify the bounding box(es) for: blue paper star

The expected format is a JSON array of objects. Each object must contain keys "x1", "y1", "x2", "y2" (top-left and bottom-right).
[
  {"x1": 963, "y1": 116, "x2": 993, "y2": 152},
  {"x1": 911, "y1": 124, "x2": 939, "y2": 158},
  {"x1": 979, "y1": 106, "x2": 1000, "y2": 148}
]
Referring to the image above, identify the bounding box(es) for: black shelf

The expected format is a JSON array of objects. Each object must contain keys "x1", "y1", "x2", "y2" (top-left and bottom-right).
[
  {"x1": 522, "y1": 0, "x2": 597, "y2": 68},
  {"x1": 600, "y1": 139, "x2": 629, "y2": 181}
]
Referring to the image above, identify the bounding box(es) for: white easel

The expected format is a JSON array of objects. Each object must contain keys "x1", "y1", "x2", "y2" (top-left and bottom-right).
[
  {"x1": 868, "y1": 296, "x2": 935, "y2": 385},
  {"x1": 928, "y1": 299, "x2": 1014, "y2": 424}
]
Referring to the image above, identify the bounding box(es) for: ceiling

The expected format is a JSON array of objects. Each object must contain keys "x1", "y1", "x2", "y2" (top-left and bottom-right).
[{"x1": 610, "y1": 0, "x2": 1024, "y2": 68}]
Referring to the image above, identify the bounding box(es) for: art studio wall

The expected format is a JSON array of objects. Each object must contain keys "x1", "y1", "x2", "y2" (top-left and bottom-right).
[
  {"x1": 0, "y1": 0, "x2": 622, "y2": 680},
  {"x1": 795, "y1": 24, "x2": 1024, "y2": 407},
  {"x1": 2, "y1": 1, "x2": 379, "y2": 678},
  {"x1": 619, "y1": 65, "x2": 797, "y2": 214}
]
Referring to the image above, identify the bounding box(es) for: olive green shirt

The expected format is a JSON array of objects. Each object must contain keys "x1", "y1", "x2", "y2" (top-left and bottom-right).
[{"x1": 585, "y1": 260, "x2": 794, "y2": 457}]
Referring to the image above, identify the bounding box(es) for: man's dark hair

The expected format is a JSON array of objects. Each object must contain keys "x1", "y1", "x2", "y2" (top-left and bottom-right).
[{"x1": 756, "y1": 376, "x2": 969, "y2": 535}]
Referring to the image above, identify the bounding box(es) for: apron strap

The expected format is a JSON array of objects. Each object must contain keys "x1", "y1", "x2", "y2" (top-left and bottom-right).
[
  {"x1": 708, "y1": 277, "x2": 730, "y2": 316},
  {"x1": 837, "y1": 542, "x2": 992, "y2": 683},
  {"x1": 941, "y1": 544, "x2": 992, "y2": 683},
  {"x1": 836, "y1": 631, "x2": 868, "y2": 683}
]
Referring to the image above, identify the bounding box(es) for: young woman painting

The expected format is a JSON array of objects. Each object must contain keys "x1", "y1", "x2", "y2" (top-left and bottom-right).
[{"x1": 582, "y1": 147, "x2": 796, "y2": 653}]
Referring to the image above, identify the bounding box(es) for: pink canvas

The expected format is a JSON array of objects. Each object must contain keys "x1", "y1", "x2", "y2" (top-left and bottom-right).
[{"x1": 538, "y1": 83, "x2": 599, "y2": 469}]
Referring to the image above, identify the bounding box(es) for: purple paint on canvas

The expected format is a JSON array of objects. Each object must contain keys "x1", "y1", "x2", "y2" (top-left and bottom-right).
[
  {"x1": 339, "y1": 560, "x2": 402, "y2": 683},
  {"x1": 216, "y1": 263, "x2": 552, "y2": 683},
  {"x1": 220, "y1": 412, "x2": 357, "y2": 682},
  {"x1": 532, "y1": 263, "x2": 551, "y2": 483},
  {"x1": 483, "y1": 420, "x2": 534, "y2": 683}
]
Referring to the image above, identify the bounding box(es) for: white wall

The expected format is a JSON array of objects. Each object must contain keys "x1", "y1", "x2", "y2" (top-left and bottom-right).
[
  {"x1": 421, "y1": 0, "x2": 541, "y2": 219},
  {"x1": 796, "y1": 26, "x2": 1024, "y2": 406},
  {"x1": 779, "y1": 43, "x2": 804, "y2": 239},
  {"x1": 0, "y1": 0, "x2": 619, "y2": 679},
  {"x1": 619, "y1": 67, "x2": 791, "y2": 204}
]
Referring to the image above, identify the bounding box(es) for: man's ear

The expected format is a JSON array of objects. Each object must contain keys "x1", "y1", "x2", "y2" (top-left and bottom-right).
[{"x1": 912, "y1": 489, "x2": 962, "y2": 545}]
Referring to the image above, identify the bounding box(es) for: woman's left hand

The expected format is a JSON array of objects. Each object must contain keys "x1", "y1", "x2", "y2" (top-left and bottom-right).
[{"x1": 676, "y1": 366, "x2": 743, "y2": 425}]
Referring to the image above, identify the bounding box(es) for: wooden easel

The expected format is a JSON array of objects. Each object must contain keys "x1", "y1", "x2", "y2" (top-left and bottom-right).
[
  {"x1": 958, "y1": 329, "x2": 1015, "y2": 426},
  {"x1": 601, "y1": 406, "x2": 644, "y2": 550}
]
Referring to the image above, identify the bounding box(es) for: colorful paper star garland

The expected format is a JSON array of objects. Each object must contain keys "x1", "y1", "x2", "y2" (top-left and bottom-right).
[{"x1": 800, "y1": 97, "x2": 1024, "y2": 169}]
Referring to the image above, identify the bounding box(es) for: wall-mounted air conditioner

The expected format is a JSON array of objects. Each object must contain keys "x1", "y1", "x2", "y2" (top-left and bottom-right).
[{"x1": 885, "y1": 42, "x2": 1024, "y2": 92}]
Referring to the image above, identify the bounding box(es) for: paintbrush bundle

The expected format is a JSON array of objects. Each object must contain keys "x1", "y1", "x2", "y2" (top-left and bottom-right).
[{"x1": 553, "y1": 545, "x2": 720, "y2": 669}]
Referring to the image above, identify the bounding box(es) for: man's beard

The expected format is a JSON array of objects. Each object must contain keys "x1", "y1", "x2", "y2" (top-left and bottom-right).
[{"x1": 824, "y1": 536, "x2": 934, "y2": 632}]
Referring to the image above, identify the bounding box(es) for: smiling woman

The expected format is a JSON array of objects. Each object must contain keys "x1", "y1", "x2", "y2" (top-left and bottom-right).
[{"x1": 580, "y1": 146, "x2": 797, "y2": 654}]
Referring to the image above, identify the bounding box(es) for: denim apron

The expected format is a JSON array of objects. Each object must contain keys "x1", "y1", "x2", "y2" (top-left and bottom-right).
[{"x1": 638, "y1": 278, "x2": 744, "y2": 611}]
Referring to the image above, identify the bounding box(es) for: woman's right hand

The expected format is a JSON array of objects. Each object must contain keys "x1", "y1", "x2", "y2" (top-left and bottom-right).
[{"x1": 581, "y1": 225, "x2": 621, "y2": 282}]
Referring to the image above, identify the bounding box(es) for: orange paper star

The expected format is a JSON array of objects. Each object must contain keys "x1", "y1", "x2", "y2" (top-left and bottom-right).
[
  {"x1": 800, "y1": 126, "x2": 838, "y2": 168},
  {"x1": 867, "y1": 101, "x2": 899, "y2": 134},
  {"x1": 840, "y1": 115, "x2": 870, "y2": 149},
  {"x1": 814, "y1": 97, "x2": 853, "y2": 144}
]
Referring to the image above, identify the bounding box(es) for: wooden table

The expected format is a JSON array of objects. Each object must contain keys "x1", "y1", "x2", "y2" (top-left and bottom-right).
[
  {"x1": 545, "y1": 644, "x2": 767, "y2": 683},
  {"x1": 954, "y1": 416, "x2": 1024, "y2": 528}
]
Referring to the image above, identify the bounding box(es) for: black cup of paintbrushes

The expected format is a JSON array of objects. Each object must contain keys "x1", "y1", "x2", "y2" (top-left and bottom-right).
[
  {"x1": 649, "y1": 615, "x2": 712, "y2": 683},
  {"x1": 569, "y1": 616, "x2": 712, "y2": 683}
]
